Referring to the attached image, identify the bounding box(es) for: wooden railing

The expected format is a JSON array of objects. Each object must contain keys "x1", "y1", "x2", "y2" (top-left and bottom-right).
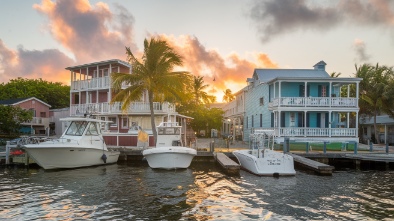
[
  {"x1": 71, "y1": 77, "x2": 110, "y2": 90},
  {"x1": 278, "y1": 127, "x2": 357, "y2": 137},
  {"x1": 269, "y1": 97, "x2": 358, "y2": 108},
  {"x1": 70, "y1": 102, "x2": 176, "y2": 115}
]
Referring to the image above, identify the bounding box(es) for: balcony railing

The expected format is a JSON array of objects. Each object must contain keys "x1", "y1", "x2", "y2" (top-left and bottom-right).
[
  {"x1": 22, "y1": 117, "x2": 50, "y2": 126},
  {"x1": 278, "y1": 127, "x2": 357, "y2": 137},
  {"x1": 70, "y1": 102, "x2": 176, "y2": 115},
  {"x1": 269, "y1": 97, "x2": 357, "y2": 108},
  {"x1": 71, "y1": 77, "x2": 110, "y2": 90}
]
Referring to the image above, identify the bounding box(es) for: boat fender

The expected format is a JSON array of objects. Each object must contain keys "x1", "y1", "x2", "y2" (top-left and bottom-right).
[{"x1": 101, "y1": 153, "x2": 107, "y2": 163}]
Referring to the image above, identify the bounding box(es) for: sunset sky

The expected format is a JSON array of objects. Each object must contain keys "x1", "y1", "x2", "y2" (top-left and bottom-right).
[{"x1": 0, "y1": 0, "x2": 393, "y2": 101}]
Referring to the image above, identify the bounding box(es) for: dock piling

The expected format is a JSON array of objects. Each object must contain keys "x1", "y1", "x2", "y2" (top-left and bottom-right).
[{"x1": 5, "y1": 141, "x2": 10, "y2": 165}]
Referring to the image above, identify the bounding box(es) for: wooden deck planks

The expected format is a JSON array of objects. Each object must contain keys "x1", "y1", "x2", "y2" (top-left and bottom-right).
[
  {"x1": 288, "y1": 153, "x2": 334, "y2": 175},
  {"x1": 215, "y1": 152, "x2": 240, "y2": 175}
]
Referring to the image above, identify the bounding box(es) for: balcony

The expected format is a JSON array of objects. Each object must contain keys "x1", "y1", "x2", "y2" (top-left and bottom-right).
[
  {"x1": 277, "y1": 127, "x2": 357, "y2": 137},
  {"x1": 22, "y1": 117, "x2": 50, "y2": 127},
  {"x1": 70, "y1": 102, "x2": 176, "y2": 116},
  {"x1": 71, "y1": 77, "x2": 110, "y2": 91},
  {"x1": 269, "y1": 97, "x2": 357, "y2": 109}
]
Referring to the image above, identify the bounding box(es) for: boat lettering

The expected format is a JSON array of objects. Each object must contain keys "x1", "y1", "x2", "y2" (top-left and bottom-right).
[{"x1": 267, "y1": 159, "x2": 281, "y2": 166}]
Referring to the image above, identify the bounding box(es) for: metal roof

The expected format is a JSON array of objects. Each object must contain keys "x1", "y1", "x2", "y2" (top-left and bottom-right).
[
  {"x1": 0, "y1": 97, "x2": 51, "y2": 107},
  {"x1": 360, "y1": 115, "x2": 394, "y2": 125},
  {"x1": 65, "y1": 59, "x2": 131, "y2": 70},
  {"x1": 253, "y1": 69, "x2": 330, "y2": 83}
]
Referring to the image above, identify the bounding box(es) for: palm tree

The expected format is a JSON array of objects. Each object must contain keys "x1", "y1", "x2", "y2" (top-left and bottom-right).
[
  {"x1": 355, "y1": 63, "x2": 393, "y2": 144},
  {"x1": 192, "y1": 76, "x2": 215, "y2": 104},
  {"x1": 222, "y1": 89, "x2": 234, "y2": 102},
  {"x1": 330, "y1": 72, "x2": 341, "y2": 78},
  {"x1": 111, "y1": 38, "x2": 192, "y2": 145}
]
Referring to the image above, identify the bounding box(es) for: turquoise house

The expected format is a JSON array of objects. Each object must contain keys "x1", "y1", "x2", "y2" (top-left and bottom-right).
[{"x1": 243, "y1": 61, "x2": 362, "y2": 143}]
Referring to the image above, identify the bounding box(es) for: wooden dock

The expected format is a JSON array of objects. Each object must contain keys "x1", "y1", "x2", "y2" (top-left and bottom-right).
[
  {"x1": 288, "y1": 153, "x2": 334, "y2": 175},
  {"x1": 214, "y1": 152, "x2": 240, "y2": 175}
]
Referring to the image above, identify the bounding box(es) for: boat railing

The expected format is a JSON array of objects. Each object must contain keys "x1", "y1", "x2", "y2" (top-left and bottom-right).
[{"x1": 157, "y1": 122, "x2": 180, "y2": 127}]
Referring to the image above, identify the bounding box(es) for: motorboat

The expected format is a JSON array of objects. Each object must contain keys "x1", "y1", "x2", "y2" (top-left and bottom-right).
[
  {"x1": 142, "y1": 121, "x2": 197, "y2": 169},
  {"x1": 23, "y1": 117, "x2": 120, "y2": 169},
  {"x1": 233, "y1": 130, "x2": 296, "y2": 176}
]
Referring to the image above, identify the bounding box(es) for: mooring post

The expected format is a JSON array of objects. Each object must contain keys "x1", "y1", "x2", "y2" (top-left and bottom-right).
[
  {"x1": 354, "y1": 142, "x2": 358, "y2": 154},
  {"x1": 5, "y1": 141, "x2": 10, "y2": 165},
  {"x1": 386, "y1": 143, "x2": 389, "y2": 154},
  {"x1": 323, "y1": 141, "x2": 327, "y2": 154},
  {"x1": 369, "y1": 142, "x2": 373, "y2": 152},
  {"x1": 284, "y1": 137, "x2": 289, "y2": 153},
  {"x1": 306, "y1": 142, "x2": 309, "y2": 153}
]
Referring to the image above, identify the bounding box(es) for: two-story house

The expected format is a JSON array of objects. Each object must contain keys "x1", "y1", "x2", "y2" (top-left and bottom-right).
[
  {"x1": 244, "y1": 61, "x2": 362, "y2": 143},
  {"x1": 222, "y1": 88, "x2": 246, "y2": 141},
  {"x1": 0, "y1": 97, "x2": 51, "y2": 135},
  {"x1": 65, "y1": 59, "x2": 193, "y2": 147}
]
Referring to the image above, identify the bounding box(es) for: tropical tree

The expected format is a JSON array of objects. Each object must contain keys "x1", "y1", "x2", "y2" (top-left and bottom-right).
[
  {"x1": 192, "y1": 76, "x2": 216, "y2": 104},
  {"x1": 222, "y1": 89, "x2": 234, "y2": 102},
  {"x1": 0, "y1": 78, "x2": 70, "y2": 109},
  {"x1": 111, "y1": 38, "x2": 193, "y2": 144},
  {"x1": 330, "y1": 72, "x2": 341, "y2": 78},
  {"x1": 355, "y1": 63, "x2": 394, "y2": 143},
  {"x1": 0, "y1": 105, "x2": 32, "y2": 136}
]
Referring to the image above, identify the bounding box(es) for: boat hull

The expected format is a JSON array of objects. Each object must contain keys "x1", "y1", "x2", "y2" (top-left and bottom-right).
[
  {"x1": 142, "y1": 147, "x2": 197, "y2": 169},
  {"x1": 233, "y1": 149, "x2": 296, "y2": 176},
  {"x1": 24, "y1": 145, "x2": 120, "y2": 170}
]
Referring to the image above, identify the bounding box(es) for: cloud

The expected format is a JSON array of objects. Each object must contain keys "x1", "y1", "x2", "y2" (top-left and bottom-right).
[
  {"x1": 250, "y1": 0, "x2": 394, "y2": 42},
  {"x1": 353, "y1": 39, "x2": 370, "y2": 62},
  {"x1": 156, "y1": 35, "x2": 278, "y2": 100},
  {"x1": 0, "y1": 39, "x2": 74, "y2": 84},
  {"x1": 33, "y1": 0, "x2": 136, "y2": 63}
]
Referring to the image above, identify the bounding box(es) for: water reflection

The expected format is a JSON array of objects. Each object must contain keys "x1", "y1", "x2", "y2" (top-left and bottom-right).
[{"x1": 1, "y1": 163, "x2": 394, "y2": 220}]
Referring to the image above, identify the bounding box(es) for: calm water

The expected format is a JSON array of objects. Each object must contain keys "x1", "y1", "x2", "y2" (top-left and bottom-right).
[{"x1": 1, "y1": 161, "x2": 394, "y2": 220}]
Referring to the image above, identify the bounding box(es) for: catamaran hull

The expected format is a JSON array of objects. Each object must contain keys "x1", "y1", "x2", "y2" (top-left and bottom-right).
[
  {"x1": 24, "y1": 146, "x2": 120, "y2": 170},
  {"x1": 233, "y1": 149, "x2": 296, "y2": 176},
  {"x1": 143, "y1": 147, "x2": 197, "y2": 169}
]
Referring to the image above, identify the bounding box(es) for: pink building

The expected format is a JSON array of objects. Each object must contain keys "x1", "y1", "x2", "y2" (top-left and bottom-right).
[
  {"x1": 65, "y1": 59, "x2": 194, "y2": 147},
  {"x1": 0, "y1": 97, "x2": 51, "y2": 135}
]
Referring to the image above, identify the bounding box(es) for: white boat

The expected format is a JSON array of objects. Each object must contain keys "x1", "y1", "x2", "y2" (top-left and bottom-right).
[
  {"x1": 142, "y1": 121, "x2": 197, "y2": 169},
  {"x1": 23, "y1": 117, "x2": 120, "y2": 169},
  {"x1": 233, "y1": 130, "x2": 296, "y2": 176}
]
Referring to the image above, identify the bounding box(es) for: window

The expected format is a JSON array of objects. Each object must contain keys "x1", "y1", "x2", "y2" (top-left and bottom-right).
[
  {"x1": 65, "y1": 121, "x2": 89, "y2": 136},
  {"x1": 260, "y1": 97, "x2": 264, "y2": 106},
  {"x1": 40, "y1": 112, "x2": 46, "y2": 117},
  {"x1": 260, "y1": 114, "x2": 262, "y2": 127},
  {"x1": 108, "y1": 117, "x2": 117, "y2": 127},
  {"x1": 121, "y1": 117, "x2": 128, "y2": 129},
  {"x1": 85, "y1": 122, "x2": 99, "y2": 135}
]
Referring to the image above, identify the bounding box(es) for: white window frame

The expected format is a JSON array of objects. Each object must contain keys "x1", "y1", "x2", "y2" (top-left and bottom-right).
[{"x1": 121, "y1": 117, "x2": 129, "y2": 129}]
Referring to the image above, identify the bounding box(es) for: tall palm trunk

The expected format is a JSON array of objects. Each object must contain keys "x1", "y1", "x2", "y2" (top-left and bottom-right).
[{"x1": 148, "y1": 90, "x2": 158, "y2": 146}]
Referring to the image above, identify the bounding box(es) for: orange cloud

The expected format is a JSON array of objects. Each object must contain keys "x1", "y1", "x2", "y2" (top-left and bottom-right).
[
  {"x1": 0, "y1": 40, "x2": 74, "y2": 84},
  {"x1": 155, "y1": 35, "x2": 278, "y2": 101},
  {"x1": 33, "y1": 0, "x2": 136, "y2": 63}
]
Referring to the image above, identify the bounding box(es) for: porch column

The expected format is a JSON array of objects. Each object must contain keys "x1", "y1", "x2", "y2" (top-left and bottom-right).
[
  {"x1": 304, "y1": 82, "x2": 308, "y2": 107},
  {"x1": 278, "y1": 111, "x2": 281, "y2": 137},
  {"x1": 329, "y1": 111, "x2": 332, "y2": 137},
  {"x1": 279, "y1": 81, "x2": 281, "y2": 107},
  {"x1": 356, "y1": 111, "x2": 359, "y2": 138},
  {"x1": 329, "y1": 82, "x2": 332, "y2": 107},
  {"x1": 347, "y1": 85, "x2": 350, "y2": 98},
  {"x1": 356, "y1": 82, "x2": 359, "y2": 107},
  {"x1": 347, "y1": 112, "x2": 350, "y2": 128},
  {"x1": 273, "y1": 82, "x2": 276, "y2": 100},
  {"x1": 304, "y1": 111, "x2": 307, "y2": 137}
]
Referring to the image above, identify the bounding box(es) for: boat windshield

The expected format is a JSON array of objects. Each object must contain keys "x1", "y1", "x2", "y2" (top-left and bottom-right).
[
  {"x1": 85, "y1": 122, "x2": 99, "y2": 136},
  {"x1": 158, "y1": 127, "x2": 180, "y2": 135},
  {"x1": 65, "y1": 121, "x2": 89, "y2": 136}
]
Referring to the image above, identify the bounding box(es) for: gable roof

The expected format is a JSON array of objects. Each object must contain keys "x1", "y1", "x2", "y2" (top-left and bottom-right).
[
  {"x1": 0, "y1": 97, "x2": 51, "y2": 107},
  {"x1": 253, "y1": 69, "x2": 330, "y2": 83}
]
